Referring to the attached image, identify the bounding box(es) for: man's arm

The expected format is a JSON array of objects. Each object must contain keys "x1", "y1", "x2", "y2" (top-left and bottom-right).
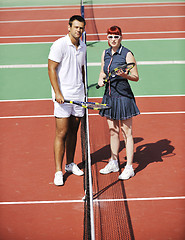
[
  {"x1": 82, "y1": 65, "x2": 87, "y2": 97},
  {"x1": 48, "y1": 59, "x2": 64, "y2": 104}
]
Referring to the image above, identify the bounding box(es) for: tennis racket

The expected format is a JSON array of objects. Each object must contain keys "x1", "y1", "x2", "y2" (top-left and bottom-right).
[
  {"x1": 63, "y1": 99, "x2": 111, "y2": 110},
  {"x1": 96, "y1": 62, "x2": 135, "y2": 89}
]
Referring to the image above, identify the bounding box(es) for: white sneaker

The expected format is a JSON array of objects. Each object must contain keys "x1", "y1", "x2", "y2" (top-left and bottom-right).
[
  {"x1": 54, "y1": 171, "x2": 64, "y2": 186},
  {"x1": 118, "y1": 166, "x2": 135, "y2": 180},
  {"x1": 65, "y1": 163, "x2": 84, "y2": 176},
  {"x1": 99, "y1": 160, "x2": 119, "y2": 174}
]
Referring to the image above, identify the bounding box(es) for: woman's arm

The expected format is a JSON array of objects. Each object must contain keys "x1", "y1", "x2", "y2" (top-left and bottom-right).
[
  {"x1": 117, "y1": 52, "x2": 139, "y2": 82},
  {"x1": 98, "y1": 50, "x2": 107, "y2": 87}
]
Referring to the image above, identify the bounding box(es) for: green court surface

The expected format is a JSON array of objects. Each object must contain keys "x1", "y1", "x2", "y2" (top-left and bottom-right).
[
  {"x1": 1, "y1": 0, "x2": 184, "y2": 7},
  {"x1": 0, "y1": 39, "x2": 185, "y2": 100}
]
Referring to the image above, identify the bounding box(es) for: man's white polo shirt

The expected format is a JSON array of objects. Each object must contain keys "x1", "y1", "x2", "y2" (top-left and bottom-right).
[{"x1": 48, "y1": 34, "x2": 86, "y2": 101}]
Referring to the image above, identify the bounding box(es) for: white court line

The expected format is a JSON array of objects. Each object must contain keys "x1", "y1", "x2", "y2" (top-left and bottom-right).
[
  {"x1": 0, "y1": 31, "x2": 185, "y2": 40},
  {"x1": 86, "y1": 3, "x2": 185, "y2": 9},
  {"x1": 0, "y1": 64, "x2": 48, "y2": 68},
  {"x1": 88, "y1": 111, "x2": 185, "y2": 117},
  {"x1": 94, "y1": 196, "x2": 185, "y2": 202},
  {"x1": 0, "y1": 38, "x2": 185, "y2": 45},
  {"x1": 88, "y1": 31, "x2": 185, "y2": 36},
  {"x1": 0, "y1": 111, "x2": 184, "y2": 119},
  {"x1": 0, "y1": 196, "x2": 184, "y2": 205},
  {"x1": 0, "y1": 61, "x2": 185, "y2": 69},
  {"x1": 0, "y1": 34, "x2": 63, "y2": 39},
  {"x1": 0, "y1": 115, "x2": 54, "y2": 119},
  {"x1": 87, "y1": 61, "x2": 185, "y2": 67},
  {"x1": 141, "y1": 111, "x2": 185, "y2": 115},
  {"x1": 0, "y1": 3, "x2": 185, "y2": 12},
  {"x1": 0, "y1": 200, "x2": 84, "y2": 205},
  {"x1": 0, "y1": 95, "x2": 184, "y2": 103},
  {"x1": 1, "y1": 15, "x2": 185, "y2": 23},
  {"x1": 1, "y1": 31, "x2": 185, "y2": 40}
]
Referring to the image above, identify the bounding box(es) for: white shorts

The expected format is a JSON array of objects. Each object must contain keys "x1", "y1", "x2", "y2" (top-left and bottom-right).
[{"x1": 54, "y1": 101, "x2": 85, "y2": 118}]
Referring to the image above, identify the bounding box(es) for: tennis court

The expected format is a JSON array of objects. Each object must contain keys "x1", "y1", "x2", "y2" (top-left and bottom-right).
[{"x1": 0, "y1": 0, "x2": 185, "y2": 239}]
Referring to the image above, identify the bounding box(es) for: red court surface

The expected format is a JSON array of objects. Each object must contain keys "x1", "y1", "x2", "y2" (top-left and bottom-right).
[
  {"x1": 0, "y1": 114, "x2": 85, "y2": 240},
  {"x1": 88, "y1": 97, "x2": 185, "y2": 239},
  {"x1": 0, "y1": 2, "x2": 185, "y2": 43},
  {"x1": 0, "y1": 96, "x2": 185, "y2": 239},
  {"x1": 0, "y1": 2, "x2": 185, "y2": 239}
]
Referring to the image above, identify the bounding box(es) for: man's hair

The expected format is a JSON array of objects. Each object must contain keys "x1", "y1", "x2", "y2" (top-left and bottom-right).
[{"x1": 69, "y1": 15, "x2": 86, "y2": 27}]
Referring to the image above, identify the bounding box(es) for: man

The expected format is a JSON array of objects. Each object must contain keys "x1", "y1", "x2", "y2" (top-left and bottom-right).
[{"x1": 48, "y1": 15, "x2": 86, "y2": 186}]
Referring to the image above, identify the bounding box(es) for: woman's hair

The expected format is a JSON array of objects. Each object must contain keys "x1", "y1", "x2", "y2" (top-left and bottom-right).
[{"x1": 107, "y1": 26, "x2": 122, "y2": 36}]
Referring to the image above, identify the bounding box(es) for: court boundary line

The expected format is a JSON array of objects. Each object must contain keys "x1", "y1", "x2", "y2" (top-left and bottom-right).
[
  {"x1": 0, "y1": 60, "x2": 185, "y2": 68},
  {"x1": 0, "y1": 94, "x2": 184, "y2": 103},
  {"x1": 0, "y1": 196, "x2": 184, "y2": 205},
  {"x1": 1, "y1": 31, "x2": 185, "y2": 40},
  {"x1": 0, "y1": 2, "x2": 184, "y2": 11},
  {"x1": 1, "y1": 15, "x2": 185, "y2": 24},
  {"x1": 0, "y1": 111, "x2": 184, "y2": 120},
  {"x1": 0, "y1": 38, "x2": 185, "y2": 45},
  {"x1": 0, "y1": 3, "x2": 185, "y2": 11}
]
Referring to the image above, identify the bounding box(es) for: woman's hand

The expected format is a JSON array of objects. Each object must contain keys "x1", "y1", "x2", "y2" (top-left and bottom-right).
[
  {"x1": 98, "y1": 77, "x2": 105, "y2": 87},
  {"x1": 116, "y1": 68, "x2": 129, "y2": 78}
]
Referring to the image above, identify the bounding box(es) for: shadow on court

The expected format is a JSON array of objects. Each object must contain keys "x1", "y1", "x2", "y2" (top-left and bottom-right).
[
  {"x1": 88, "y1": 138, "x2": 175, "y2": 240},
  {"x1": 63, "y1": 138, "x2": 175, "y2": 184},
  {"x1": 90, "y1": 137, "x2": 175, "y2": 173},
  {"x1": 133, "y1": 139, "x2": 175, "y2": 174}
]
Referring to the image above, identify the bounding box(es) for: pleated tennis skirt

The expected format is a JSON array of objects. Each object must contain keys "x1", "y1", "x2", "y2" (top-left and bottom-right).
[{"x1": 99, "y1": 95, "x2": 140, "y2": 120}]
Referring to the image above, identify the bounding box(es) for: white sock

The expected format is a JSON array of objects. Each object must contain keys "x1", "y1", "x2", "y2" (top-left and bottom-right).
[
  {"x1": 66, "y1": 163, "x2": 73, "y2": 167},
  {"x1": 125, "y1": 165, "x2": 133, "y2": 170},
  {"x1": 110, "y1": 159, "x2": 118, "y2": 162}
]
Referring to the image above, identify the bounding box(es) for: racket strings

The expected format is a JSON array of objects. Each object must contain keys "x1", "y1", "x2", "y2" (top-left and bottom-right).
[{"x1": 85, "y1": 103, "x2": 110, "y2": 110}]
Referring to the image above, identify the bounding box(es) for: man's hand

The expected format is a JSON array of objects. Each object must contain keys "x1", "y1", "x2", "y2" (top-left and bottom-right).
[{"x1": 55, "y1": 92, "x2": 64, "y2": 104}]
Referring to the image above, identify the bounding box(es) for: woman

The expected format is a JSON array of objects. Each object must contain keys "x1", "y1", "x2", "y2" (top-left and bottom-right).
[{"x1": 98, "y1": 26, "x2": 140, "y2": 180}]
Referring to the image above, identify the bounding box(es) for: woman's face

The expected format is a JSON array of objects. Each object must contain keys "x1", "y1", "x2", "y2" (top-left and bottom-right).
[{"x1": 107, "y1": 34, "x2": 122, "y2": 47}]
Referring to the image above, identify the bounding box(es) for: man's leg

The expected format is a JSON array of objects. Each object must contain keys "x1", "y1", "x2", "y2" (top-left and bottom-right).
[
  {"x1": 64, "y1": 115, "x2": 84, "y2": 176},
  {"x1": 66, "y1": 115, "x2": 81, "y2": 165},
  {"x1": 54, "y1": 117, "x2": 69, "y2": 172}
]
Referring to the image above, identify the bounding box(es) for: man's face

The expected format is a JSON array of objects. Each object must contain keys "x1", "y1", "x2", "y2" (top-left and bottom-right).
[{"x1": 68, "y1": 20, "x2": 85, "y2": 40}]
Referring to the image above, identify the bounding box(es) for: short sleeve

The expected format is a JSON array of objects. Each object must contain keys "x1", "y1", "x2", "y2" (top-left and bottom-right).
[{"x1": 48, "y1": 38, "x2": 63, "y2": 63}]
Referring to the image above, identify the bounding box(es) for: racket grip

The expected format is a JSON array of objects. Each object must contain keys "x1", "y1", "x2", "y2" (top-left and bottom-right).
[{"x1": 96, "y1": 85, "x2": 100, "y2": 89}]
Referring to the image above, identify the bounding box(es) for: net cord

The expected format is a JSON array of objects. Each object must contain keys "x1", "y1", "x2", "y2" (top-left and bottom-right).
[{"x1": 81, "y1": 2, "x2": 95, "y2": 240}]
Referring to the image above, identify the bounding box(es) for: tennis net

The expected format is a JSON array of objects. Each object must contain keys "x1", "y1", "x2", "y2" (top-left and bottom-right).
[
  {"x1": 81, "y1": 1, "x2": 95, "y2": 240},
  {"x1": 80, "y1": 2, "x2": 135, "y2": 239}
]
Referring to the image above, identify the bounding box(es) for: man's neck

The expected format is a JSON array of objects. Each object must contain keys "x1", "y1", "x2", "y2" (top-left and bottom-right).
[{"x1": 68, "y1": 33, "x2": 80, "y2": 48}]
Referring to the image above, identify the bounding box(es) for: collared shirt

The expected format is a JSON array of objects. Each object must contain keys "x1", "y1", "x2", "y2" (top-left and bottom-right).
[{"x1": 48, "y1": 34, "x2": 86, "y2": 101}]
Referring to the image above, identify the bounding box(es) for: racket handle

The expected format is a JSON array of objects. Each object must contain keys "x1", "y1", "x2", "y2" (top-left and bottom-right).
[{"x1": 96, "y1": 85, "x2": 100, "y2": 89}]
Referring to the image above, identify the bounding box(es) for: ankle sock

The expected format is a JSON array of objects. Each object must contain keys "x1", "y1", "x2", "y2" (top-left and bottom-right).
[{"x1": 125, "y1": 165, "x2": 133, "y2": 170}]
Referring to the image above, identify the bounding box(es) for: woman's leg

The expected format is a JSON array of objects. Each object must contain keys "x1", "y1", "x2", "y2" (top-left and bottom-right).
[
  {"x1": 119, "y1": 118, "x2": 135, "y2": 180},
  {"x1": 120, "y1": 117, "x2": 134, "y2": 166},
  {"x1": 99, "y1": 118, "x2": 120, "y2": 174},
  {"x1": 107, "y1": 118, "x2": 120, "y2": 161}
]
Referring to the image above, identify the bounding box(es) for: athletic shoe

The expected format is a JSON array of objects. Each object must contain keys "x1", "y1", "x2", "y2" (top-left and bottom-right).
[
  {"x1": 99, "y1": 160, "x2": 119, "y2": 174},
  {"x1": 118, "y1": 166, "x2": 135, "y2": 180},
  {"x1": 65, "y1": 163, "x2": 84, "y2": 176},
  {"x1": 54, "y1": 171, "x2": 64, "y2": 186}
]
